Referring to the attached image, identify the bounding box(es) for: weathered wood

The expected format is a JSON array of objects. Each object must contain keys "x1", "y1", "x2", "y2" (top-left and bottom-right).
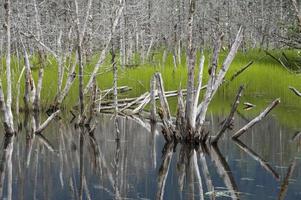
[
  {"x1": 84, "y1": 6, "x2": 124, "y2": 93},
  {"x1": 196, "y1": 27, "x2": 243, "y2": 136},
  {"x1": 185, "y1": 0, "x2": 197, "y2": 131},
  {"x1": 22, "y1": 41, "x2": 35, "y2": 111},
  {"x1": 119, "y1": 92, "x2": 149, "y2": 112},
  {"x1": 33, "y1": 52, "x2": 45, "y2": 111},
  {"x1": 264, "y1": 50, "x2": 291, "y2": 72},
  {"x1": 74, "y1": 0, "x2": 84, "y2": 116},
  {"x1": 211, "y1": 86, "x2": 244, "y2": 144},
  {"x1": 34, "y1": 110, "x2": 60, "y2": 134},
  {"x1": 131, "y1": 94, "x2": 151, "y2": 114},
  {"x1": 289, "y1": 86, "x2": 301, "y2": 97},
  {"x1": 150, "y1": 76, "x2": 157, "y2": 122},
  {"x1": 0, "y1": 82, "x2": 14, "y2": 135},
  {"x1": 53, "y1": 71, "x2": 77, "y2": 108},
  {"x1": 154, "y1": 73, "x2": 174, "y2": 140},
  {"x1": 209, "y1": 33, "x2": 224, "y2": 77},
  {"x1": 112, "y1": 45, "x2": 118, "y2": 117},
  {"x1": 191, "y1": 52, "x2": 205, "y2": 129},
  {"x1": 57, "y1": 30, "x2": 64, "y2": 93},
  {"x1": 155, "y1": 73, "x2": 172, "y2": 121},
  {"x1": 16, "y1": 67, "x2": 25, "y2": 118},
  {"x1": 229, "y1": 61, "x2": 254, "y2": 82},
  {"x1": 4, "y1": 0, "x2": 13, "y2": 131},
  {"x1": 176, "y1": 88, "x2": 185, "y2": 137},
  {"x1": 86, "y1": 78, "x2": 97, "y2": 125},
  {"x1": 232, "y1": 98, "x2": 280, "y2": 139},
  {"x1": 32, "y1": 0, "x2": 45, "y2": 112}
]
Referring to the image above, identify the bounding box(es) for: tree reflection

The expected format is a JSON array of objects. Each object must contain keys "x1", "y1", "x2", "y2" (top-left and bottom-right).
[{"x1": 157, "y1": 142, "x2": 239, "y2": 200}]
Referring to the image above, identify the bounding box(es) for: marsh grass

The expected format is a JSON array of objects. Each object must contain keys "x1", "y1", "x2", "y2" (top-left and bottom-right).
[{"x1": 0, "y1": 49, "x2": 300, "y2": 128}]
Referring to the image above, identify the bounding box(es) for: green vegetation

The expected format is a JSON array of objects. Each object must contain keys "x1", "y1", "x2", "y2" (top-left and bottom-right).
[{"x1": 0, "y1": 49, "x2": 300, "y2": 129}]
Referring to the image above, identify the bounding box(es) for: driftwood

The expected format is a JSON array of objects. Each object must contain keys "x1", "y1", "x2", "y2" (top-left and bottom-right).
[{"x1": 232, "y1": 98, "x2": 280, "y2": 139}]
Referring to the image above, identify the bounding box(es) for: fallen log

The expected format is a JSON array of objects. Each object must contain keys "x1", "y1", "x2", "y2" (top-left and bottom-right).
[{"x1": 232, "y1": 98, "x2": 280, "y2": 139}]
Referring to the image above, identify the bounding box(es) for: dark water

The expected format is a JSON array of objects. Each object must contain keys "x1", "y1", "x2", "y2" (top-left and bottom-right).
[{"x1": 0, "y1": 112, "x2": 300, "y2": 200}]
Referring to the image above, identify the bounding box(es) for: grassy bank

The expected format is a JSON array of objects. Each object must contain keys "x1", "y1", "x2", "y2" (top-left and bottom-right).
[{"x1": 0, "y1": 49, "x2": 300, "y2": 129}]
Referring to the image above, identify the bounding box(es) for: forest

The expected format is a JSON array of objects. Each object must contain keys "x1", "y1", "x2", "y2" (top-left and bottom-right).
[{"x1": 0, "y1": 0, "x2": 300, "y2": 199}]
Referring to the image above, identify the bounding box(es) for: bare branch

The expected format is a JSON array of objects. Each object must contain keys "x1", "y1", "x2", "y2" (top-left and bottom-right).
[{"x1": 232, "y1": 98, "x2": 280, "y2": 139}]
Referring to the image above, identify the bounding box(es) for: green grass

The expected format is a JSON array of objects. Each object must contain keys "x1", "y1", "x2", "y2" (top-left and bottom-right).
[{"x1": 0, "y1": 49, "x2": 301, "y2": 129}]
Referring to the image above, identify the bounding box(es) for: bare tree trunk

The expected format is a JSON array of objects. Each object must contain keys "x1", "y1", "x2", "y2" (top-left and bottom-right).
[
  {"x1": 4, "y1": 0, "x2": 13, "y2": 131},
  {"x1": 22, "y1": 41, "x2": 34, "y2": 111},
  {"x1": 84, "y1": 6, "x2": 124, "y2": 94},
  {"x1": 32, "y1": 0, "x2": 44, "y2": 111},
  {"x1": 196, "y1": 27, "x2": 243, "y2": 136},
  {"x1": 185, "y1": 0, "x2": 197, "y2": 132},
  {"x1": 150, "y1": 76, "x2": 156, "y2": 122},
  {"x1": 112, "y1": 44, "x2": 118, "y2": 117}
]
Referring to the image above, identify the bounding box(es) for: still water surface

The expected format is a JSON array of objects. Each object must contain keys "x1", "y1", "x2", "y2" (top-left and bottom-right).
[{"x1": 0, "y1": 110, "x2": 300, "y2": 200}]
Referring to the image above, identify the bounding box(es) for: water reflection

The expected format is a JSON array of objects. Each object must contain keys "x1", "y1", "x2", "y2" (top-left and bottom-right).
[
  {"x1": 0, "y1": 113, "x2": 299, "y2": 199},
  {"x1": 156, "y1": 141, "x2": 240, "y2": 200}
]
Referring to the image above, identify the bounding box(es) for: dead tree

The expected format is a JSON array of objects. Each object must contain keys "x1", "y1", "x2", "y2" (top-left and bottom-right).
[
  {"x1": 0, "y1": 0, "x2": 14, "y2": 135},
  {"x1": 150, "y1": 27, "x2": 279, "y2": 144}
]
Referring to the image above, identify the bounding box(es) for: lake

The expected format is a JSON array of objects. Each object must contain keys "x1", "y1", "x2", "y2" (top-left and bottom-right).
[{"x1": 0, "y1": 107, "x2": 300, "y2": 200}]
